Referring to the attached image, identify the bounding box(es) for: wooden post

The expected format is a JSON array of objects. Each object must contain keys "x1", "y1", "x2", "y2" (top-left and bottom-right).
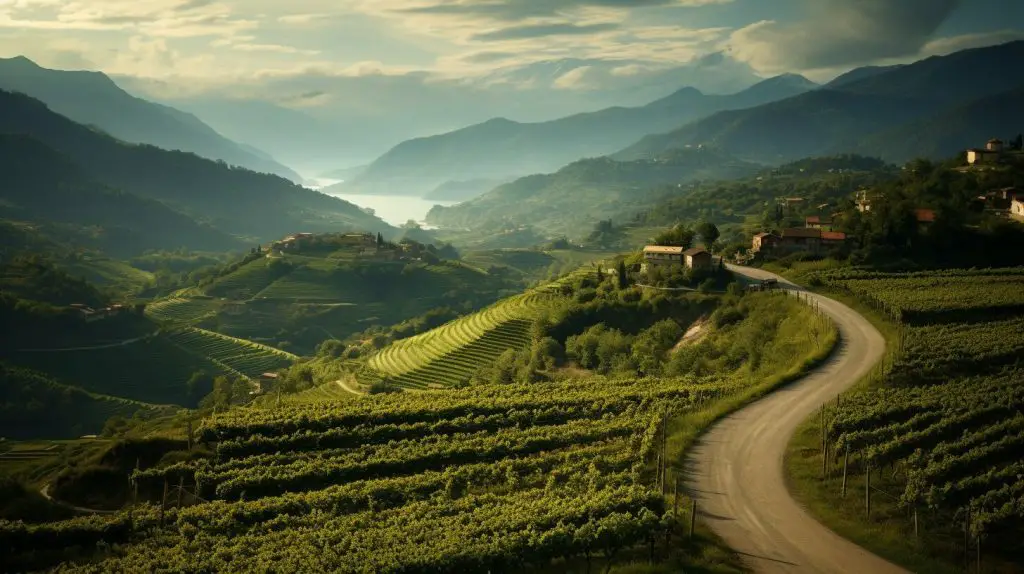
[
  {"x1": 822, "y1": 427, "x2": 829, "y2": 479},
  {"x1": 964, "y1": 504, "x2": 971, "y2": 572},
  {"x1": 689, "y1": 499, "x2": 697, "y2": 539},
  {"x1": 913, "y1": 507, "x2": 919, "y2": 538},
  {"x1": 865, "y1": 464, "x2": 871, "y2": 516},
  {"x1": 673, "y1": 478, "x2": 680, "y2": 519},
  {"x1": 160, "y1": 478, "x2": 169, "y2": 525},
  {"x1": 841, "y1": 444, "x2": 849, "y2": 497},
  {"x1": 177, "y1": 476, "x2": 185, "y2": 507},
  {"x1": 656, "y1": 453, "x2": 662, "y2": 489},
  {"x1": 186, "y1": 420, "x2": 193, "y2": 452}
]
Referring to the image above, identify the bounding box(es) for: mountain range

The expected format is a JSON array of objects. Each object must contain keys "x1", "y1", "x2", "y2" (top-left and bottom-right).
[
  {"x1": 614, "y1": 41, "x2": 1024, "y2": 164},
  {"x1": 0, "y1": 89, "x2": 393, "y2": 255},
  {"x1": 0, "y1": 57, "x2": 302, "y2": 183},
  {"x1": 332, "y1": 74, "x2": 818, "y2": 198}
]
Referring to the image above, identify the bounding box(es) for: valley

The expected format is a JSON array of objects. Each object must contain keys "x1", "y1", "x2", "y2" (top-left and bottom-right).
[{"x1": 2, "y1": 32, "x2": 1024, "y2": 574}]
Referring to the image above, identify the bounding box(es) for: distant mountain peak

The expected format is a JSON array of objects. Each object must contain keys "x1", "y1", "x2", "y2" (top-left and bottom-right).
[{"x1": 1, "y1": 55, "x2": 41, "y2": 68}]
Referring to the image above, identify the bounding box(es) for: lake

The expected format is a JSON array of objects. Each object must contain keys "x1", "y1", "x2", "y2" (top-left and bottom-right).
[{"x1": 311, "y1": 179, "x2": 456, "y2": 227}]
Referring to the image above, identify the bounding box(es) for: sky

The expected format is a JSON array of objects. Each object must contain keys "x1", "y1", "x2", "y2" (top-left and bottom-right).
[{"x1": 1, "y1": 0, "x2": 1022, "y2": 90}]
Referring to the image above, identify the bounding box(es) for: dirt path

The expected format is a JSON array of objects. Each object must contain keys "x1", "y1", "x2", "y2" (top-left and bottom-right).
[
  {"x1": 334, "y1": 379, "x2": 365, "y2": 396},
  {"x1": 40, "y1": 483, "x2": 117, "y2": 515},
  {"x1": 683, "y1": 265, "x2": 906, "y2": 573}
]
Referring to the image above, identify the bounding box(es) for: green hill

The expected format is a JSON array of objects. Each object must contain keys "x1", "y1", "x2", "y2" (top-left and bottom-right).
[
  {"x1": 0, "y1": 56, "x2": 300, "y2": 182},
  {"x1": 425, "y1": 148, "x2": 759, "y2": 238},
  {"x1": 335, "y1": 74, "x2": 815, "y2": 197},
  {"x1": 0, "y1": 90, "x2": 393, "y2": 244},
  {"x1": 0, "y1": 363, "x2": 171, "y2": 440},
  {"x1": 146, "y1": 237, "x2": 519, "y2": 355},
  {"x1": 0, "y1": 133, "x2": 242, "y2": 256}
]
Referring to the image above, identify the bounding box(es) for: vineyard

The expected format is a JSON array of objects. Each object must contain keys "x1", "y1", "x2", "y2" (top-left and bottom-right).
[
  {"x1": 8, "y1": 376, "x2": 739, "y2": 572},
  {"x1": 810, "y1": 268, "x2": 1024, "y2": 565},
  {"x1": 366, "y1": 271, "x2": 588, "y2": 388},
  {"x1": 145, "y1": 296, "x2": 220, "y2": 324},
  {"x1": 165, "y1": 327, "x2": 298, "y2": 378}
]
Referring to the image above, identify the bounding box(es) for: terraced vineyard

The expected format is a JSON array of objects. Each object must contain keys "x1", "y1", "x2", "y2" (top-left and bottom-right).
[
  {"x1": 166, "y1": 328, "x2": 298, "y2": 378},
  {"x1": 145, "y1": 296, "x2": 220, "y2": 324},
  {"x1": 368, "y1": 293, "x2": 551, "y2": 388}
]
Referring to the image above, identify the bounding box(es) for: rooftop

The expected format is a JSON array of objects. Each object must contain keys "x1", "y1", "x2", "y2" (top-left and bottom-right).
[
  {"x1": 643, "y1": 245, "x2": 685, "y2": 254},
  {"x1": 821, "y1": 231, "x2": 847, "y2": 241},
  {"x1": 915, "y1": 208, "x2": 936, "y2": 223},
  {"x1": 683, "y1": 247, "x2": 710, "y2": 256}
]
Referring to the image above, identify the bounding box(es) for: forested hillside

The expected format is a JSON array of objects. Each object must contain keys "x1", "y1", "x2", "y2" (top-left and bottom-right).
[{"x1": 426, "y1": 148, "x2": 758, "y2": 237}]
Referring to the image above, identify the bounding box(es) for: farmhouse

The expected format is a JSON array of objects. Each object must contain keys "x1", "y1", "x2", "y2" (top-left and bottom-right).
[
  {"x1": 683, "y1": 247, "x2": 712, "y2": 270},
  {"x1": 1012, "y1": 198, "x2": 1024, "y2": 219},
  {"x1": 642, "y1": 245, "x2": 685, "y2": 268},
  {"x1": 805, "y1": 215, "x2": 833, "y2": 229},
  {"x1": 966, "y1": 138, "x2": 1024, "y2": 166},
  {"x1": 752, "y1": 228, "x2": 848, "y2": 255}
]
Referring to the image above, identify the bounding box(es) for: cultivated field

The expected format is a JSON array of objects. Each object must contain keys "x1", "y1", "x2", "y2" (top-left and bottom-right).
[
  {"x1": 145, "y1": 296, "x2": 220, "y2": 323},
  {"x1": 166, "y1": 327, "x2": 298, "y2": 378}
]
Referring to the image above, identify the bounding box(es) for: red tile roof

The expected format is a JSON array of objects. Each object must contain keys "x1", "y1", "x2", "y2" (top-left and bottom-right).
[
  {"x1": 821, "y1": 231, "x2": 847, "y2": 241},
  {"x1": 915, "y1": 209, "x2": 936, "y2": 223}
]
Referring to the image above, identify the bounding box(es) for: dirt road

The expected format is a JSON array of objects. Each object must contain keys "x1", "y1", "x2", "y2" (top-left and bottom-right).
[{"x1": 684, "y1": 265, "x2": 907, "y2": 573}]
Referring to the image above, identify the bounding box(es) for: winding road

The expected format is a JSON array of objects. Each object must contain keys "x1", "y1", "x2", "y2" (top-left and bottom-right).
[{"x1": 684, "y1": 265, "x2": 908, "y2": 573}]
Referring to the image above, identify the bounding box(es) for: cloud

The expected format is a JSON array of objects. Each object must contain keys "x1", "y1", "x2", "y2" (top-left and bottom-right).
[
  {"x1": 396, "y1": 0, "x2": 731, "y2": 20},
  {"x1": 920, "y1": 29, "x2": 1024, "y2": 57},
  {"x1": 471, "y1": 22, "x2": 618, "y2": 41},
  {"x1": 726, "y1": 0, "x2": 962, "y2": 73},
  {"x1": 460, "y1": 50, "x2": 517, "y2": 63}
]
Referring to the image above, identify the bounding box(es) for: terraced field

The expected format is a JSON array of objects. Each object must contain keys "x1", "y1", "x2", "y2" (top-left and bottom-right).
[
  {"x1": 253, "y1": 267, "x2": 352, "y2": 301},
  {"x1": 145, "y1": 296, "x2": 220, "y2": 323},
  {"x1": 166, "y1": 328, "x2": 298, "y2": 378},
  {"x1": 368, "y1": 269, "x2": 591, "y2": 388}
]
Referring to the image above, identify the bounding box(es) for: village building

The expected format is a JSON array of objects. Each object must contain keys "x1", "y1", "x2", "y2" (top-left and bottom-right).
[
  {"x1": 805, "y1": 215, "x2": 833, "y2": 229},
  {"x1": 856, "y1": 190, "x2": 872, "y2": 212},
  {"x1": 966, "y1": 138, "x2": 1024, "y2": 166},
  {"x1": 751, "y1": 228, "x2": 848, "y2": 255},
  {"x1": 642, "y1": 245, "x2": 685, "y2": 268},
  {"x1": 683, "y1": 247, "x2": 712, "y2": 270},
  {"x1": 1012, "y1": 198, "x2": 1024, "y2": 219}
]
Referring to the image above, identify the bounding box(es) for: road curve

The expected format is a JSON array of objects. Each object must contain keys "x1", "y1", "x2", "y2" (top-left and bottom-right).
[{"x1": 683, "y1": 265, "x2": 908, "y2": 573}]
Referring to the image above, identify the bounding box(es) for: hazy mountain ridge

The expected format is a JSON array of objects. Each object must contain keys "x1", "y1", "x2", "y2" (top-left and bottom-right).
[
  {"x1": 614, "y1": 41, "x2": 1024, "y2": 164},
  {"x1": 338, "y1": 74, "x2": 817, "y2": 198},
  {"x1": 0, "y1": 89, "x2": 393, "y2": 244},
  {"x1": 0, "y1": 57, "x2": 302, "y2": 182}
]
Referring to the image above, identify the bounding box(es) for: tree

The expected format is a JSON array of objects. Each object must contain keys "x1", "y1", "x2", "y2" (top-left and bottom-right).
[
  {"x1": 616, "y1": 260, "x2": 628, "y2": 289},
  {"x1": 376, "y1": 232, "x2": 384, "y2": 247},
  {"x1": 596, "y1": 266, "x2": 604, "y2": 282},
  {"x1": 696, "y1": 221, "x2": 720, "y2": 253},
  {"x1": 1013, "y1": 134, "x2": 1024, "y2": 151}
]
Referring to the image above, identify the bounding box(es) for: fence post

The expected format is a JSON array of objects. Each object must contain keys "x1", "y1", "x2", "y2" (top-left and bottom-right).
[
  {"x1": 865, "y1": 463, "x2": 871, "y2": 516},
  {"x1": 689, "y1": 499, "x2": 697, "y2": 539},
  {"x1": 177, "y1": 476, "x2": 185, "y2": 507},
  {"x1": 913, "y1": 507, "x2": 919, "y2": 538},
  {"x1": 841, "y1": 443, "x2": 849, "y2": 497}
]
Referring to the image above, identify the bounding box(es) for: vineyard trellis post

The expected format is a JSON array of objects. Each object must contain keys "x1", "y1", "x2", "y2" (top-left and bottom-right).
[
  {"x1": 160, "y1": 478, "x2": 169, "y2": 526},
  {"x1": 964, "y1": 503, "x2": 971, "y2": 572},
  {"x1": 689, "y1": 499, "x2": 697, "y2": 539},
  {"x1": 186, "y1": 420, "x2": 193, "y2": 452},
  {"x1": 865, "y1": 463, "x2": 871, "y2": 516},
  {"x1": 177, "y1": 476, "x2": 185, "y2": 507},
  {"x1": 841, "y1": 443, "x2": 849, "y2": 497},
  {"x1": 913, "y1": 507, "x2": 918, "y2": 538}
]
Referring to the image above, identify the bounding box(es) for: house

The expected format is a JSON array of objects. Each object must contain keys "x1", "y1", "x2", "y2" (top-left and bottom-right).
[
  {"x1": 966, "y1": 138, "x2": 1024, "y2": 166},
  {"x1": 683, "y1": 247, "x2": 712, "y2": 270},
  {"x1": 856, "y1": 190, "x2": 872, "y2": 212},
  {"x1": 751, "y1": 232, "x2": 779, "y2": 253},
  {"x1": 805, "y1": 216, "x2": 833, "y2": 229},
  {"x1": 642, "y1": 245, "x2": 685, "y2": 268},
  {"x1": 821, "y1": 231, "x2": 848, "y2": 247},
  {"x1": 1012, "y1": 198, "x2": 1024, "y2": 219}
]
